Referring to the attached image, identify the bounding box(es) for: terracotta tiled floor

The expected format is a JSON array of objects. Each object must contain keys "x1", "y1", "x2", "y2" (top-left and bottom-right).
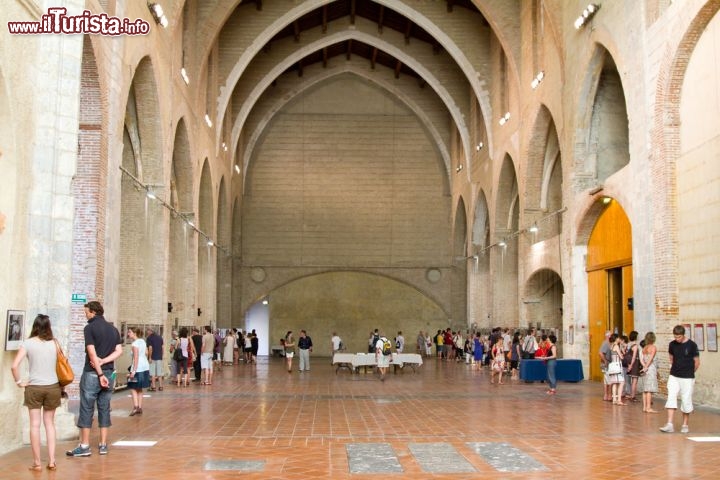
[{"x1": 3, "y1": 357, "x2": 720, "y2": 479}]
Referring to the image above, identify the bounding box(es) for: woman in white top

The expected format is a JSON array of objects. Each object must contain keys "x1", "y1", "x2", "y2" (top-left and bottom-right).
[
  {"x1": 608, "y1": 334, "x2": 627, "y2": 405},
  {"x1": 223, "y1": 330, "x2": 236, "y2": 365},
  {"x1": 127, "y1": 327, "x2": 150, "y2": 416},
  {"x1": 10, "y1": 314, "x2": 62, "y2": 471}
]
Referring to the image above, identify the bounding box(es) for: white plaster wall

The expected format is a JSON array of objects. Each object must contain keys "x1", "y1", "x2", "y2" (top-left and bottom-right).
[{"x1": 678, "y1": 10, "x2": 720, "y2": 406}]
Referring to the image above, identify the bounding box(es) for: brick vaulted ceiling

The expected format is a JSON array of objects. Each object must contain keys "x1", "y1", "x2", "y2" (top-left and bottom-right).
[
  {"x1": 257, "y1": 0, "x2": 488, "y2": 80},
  {"x1": 199, "y1": 0, "x2": 499, "y2": 177}
]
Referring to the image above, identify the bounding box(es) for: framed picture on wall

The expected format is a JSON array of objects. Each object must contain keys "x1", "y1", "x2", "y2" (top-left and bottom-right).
[
  {"x1": 707, "y1": 323, "x2": 717, "y2": 352},
  {"x1": 682, "y1": 323, "x2": 692, "y2": 340},
  {"x1": 5, "y1": 310, "x2": 25, "y2": 351},
  {"x1": 694, "y1": 324, "x2": 705, "y2": 351}
]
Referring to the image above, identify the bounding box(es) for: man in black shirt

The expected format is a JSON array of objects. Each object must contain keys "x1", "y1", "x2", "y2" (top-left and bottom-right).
[
  {"x1": 67, "y1": 301, "x2": 122, "y2": 457},
  {"x1": 660, "y1": 325, "x2": 700, "y2": 434},
  {"x1": 297, "y1": 330, "x2": 313, "y2": 372},
  {"x1": 191, "y1": 328, "x2": 203, "y2": 381}
]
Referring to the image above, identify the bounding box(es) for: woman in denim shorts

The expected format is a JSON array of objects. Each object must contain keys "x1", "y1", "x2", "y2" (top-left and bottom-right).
[{"x1": 127, "y1": 327, "x2": 151, "y2": 416}]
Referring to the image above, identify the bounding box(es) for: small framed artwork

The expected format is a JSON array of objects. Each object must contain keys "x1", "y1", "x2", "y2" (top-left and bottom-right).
[
  {"x1": 706, "y1": 323, "x2": 717, "y2": 352},
  {"x1": 682, "y1": 323, "x2": 692, "y2": 340},
  {"x1": 694, "y1": 324, "x2": 705, "y2": 351},
  {"x1": 5, "y1": 310, "x2": 25, "y2": 351}
]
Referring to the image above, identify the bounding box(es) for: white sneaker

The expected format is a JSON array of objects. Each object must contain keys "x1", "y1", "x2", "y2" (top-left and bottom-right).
[
  {"x1": 659, "y1": 423, "x2": 674, "y2": 433},
  {"x1": 680, "y1": 425, "x2": 689, "y2": 434}
]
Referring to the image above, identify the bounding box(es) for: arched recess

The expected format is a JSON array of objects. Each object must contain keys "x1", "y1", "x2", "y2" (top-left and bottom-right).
[
  {"x1": 231, "y1": 196, "x2": 242, "y2": 321},
  {"x1": 452, "y1": 197, "x2": 468, "y2": 327},
  {"x1": 586, "y1": 199, "x2": 633, "y2": 382},
  {"x1": 651, "y1": 1, "x2": 720, "y2": 341},
  {"x1": 265, "y1": 271, "x2": 448, "y2": 356},
  {"x1": 70, "y1": 36, "x2": 106, "y2": 379},
  {"x1": 470, "y1": 190, "x2": 491, "y2": 327},
  {"x1": 119, "y1": 56, "x2": 165, "y2": 327},
  {"x1": 525, "y1": 105, "x2": 563, "y2": 242},
  {"x1": 215, "y1": 177, "x2": 231, "y2": 327},
  {"x1": 197, "y1": 160, "x2": 215, "y2": 324},
  {"x1": 168, "y1": 118, "x2": 195, "y2": 326},
  {"x1": 493, "y1": 154, "x2": 520, "y2": 325},
  {"x1": 472, "y1": 191, "x2": 491, "y2": 251},
  {"x1": 523, "y1": 268, "x2": 564, "y2": 335},
  {"x1": 73, "y1": 36, "x2": 105, "y2": 302},
  {"x1": 577, "y1": 46, "x2": 630, "y2": 186},
  {"x1": 677, "y1": 10, "x2": 720, "y2": 395}
]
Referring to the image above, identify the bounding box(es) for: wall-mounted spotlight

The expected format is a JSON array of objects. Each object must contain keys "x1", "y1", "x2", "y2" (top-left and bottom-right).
[
  {"x1": 148, "y1": 2, "x2": 168, "y2": 28},
  {"x1": 602, "y1": 196, "x2": 612, "y2": 204},
  {"x1": 234, "y1": 165, "x2": 241, "y2": 174},
  {"x1": 531, "y1": 71, "x2": 545, "y2": 89},
  {"x1": 498, "y1": 112, "x2": 511, "y2": 126},
  {"x1": 222, "y1": 142, "x2": 228, "y2": 152},
  {"x1": 204, "y1": 114, "x2": 213, "y2": 128},
  {"x1": 146, "y1": 189, "x2": 156, "y2": 200},
  {"x1": 475, "y1": 142, "x2": 484, "y2": 151},
  {"x1": 207, "y1": 240, "x2": 214, "y2": 247},
  {"x1": 262, "y1": 299, "x2": 269, "y2": 305},
  {"x1": 180, "y1": 67, "x2": 189, "y2": 85},
  {"x1": 529, "y1": 223, "x2": 539, "y2": 234},
  {"x1": 498, "y1": 239, "x2": 507, "y2": 248},
  {"x1": 574, "y1": 4, "x2": 600, "y2": 29},
  {"x1": 456, "y1": 164, "x2": 463, "y2": 173}
]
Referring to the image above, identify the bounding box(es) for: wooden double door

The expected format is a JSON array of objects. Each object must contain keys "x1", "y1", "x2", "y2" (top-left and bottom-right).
[{"x1": 586, "y1": 201, "x2": 634, "y2": 381}]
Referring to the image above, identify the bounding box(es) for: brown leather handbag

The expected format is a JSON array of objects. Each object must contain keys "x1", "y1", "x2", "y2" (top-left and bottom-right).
[{"x1": 54, "y1": 339, "x2": 74, "y2": 387}]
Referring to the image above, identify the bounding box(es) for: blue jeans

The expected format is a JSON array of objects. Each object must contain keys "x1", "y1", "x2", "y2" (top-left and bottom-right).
[
  {"x1": 78, "y1": 370, "x2": 115, "y2": 428},
  {"x1": 546, "y1": 359, "x2": 557, "y2": 390}
]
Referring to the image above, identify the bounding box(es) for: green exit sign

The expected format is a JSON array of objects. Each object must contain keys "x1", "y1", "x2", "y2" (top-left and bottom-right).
[{"x1": 71, "y1": 293, "x2": 87, "y2": 304}]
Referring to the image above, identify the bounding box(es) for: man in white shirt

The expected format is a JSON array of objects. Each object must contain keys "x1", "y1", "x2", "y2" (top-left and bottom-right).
[
  {"x1": 331, "y1": 332, "x2": 342, "y2": 364},
  {"x1": 502, "y1": 328, "x2": 512, "y2": 355},
  {"x1": 522, "y1": 328, "x2": 538, "y2": 359},
  {"x1": 395, "y1": 331, "x2": 405, "y2": 353},
  {"x1": 376, "y1": 334, "x2": 391, "y2": 381},
  {"x1": 454, "y1": 331, "x2": 465, "y2": 362}
]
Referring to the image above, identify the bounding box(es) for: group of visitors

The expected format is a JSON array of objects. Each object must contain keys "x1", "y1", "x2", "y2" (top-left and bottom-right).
[
  {"x1": 598, "y1": 325, "x2": 700, "y2": 432},
  {"x1": 8, "y1": 305, "x2": 702, "y2": 471},
  {"x1": 169, "y1": 327, "x2": 261, "y2": 385},
  {"x1": 600, "y1": 330, "x2": 657, "y2": 406},
  {"x1": 13, "y1": 302, "x2": 124, "y2": 461}
]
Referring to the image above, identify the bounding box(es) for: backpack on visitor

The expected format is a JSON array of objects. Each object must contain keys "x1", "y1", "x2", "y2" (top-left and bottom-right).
[{"x1": 380, "y1": 337, "x2": 392, "y2": 356}]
